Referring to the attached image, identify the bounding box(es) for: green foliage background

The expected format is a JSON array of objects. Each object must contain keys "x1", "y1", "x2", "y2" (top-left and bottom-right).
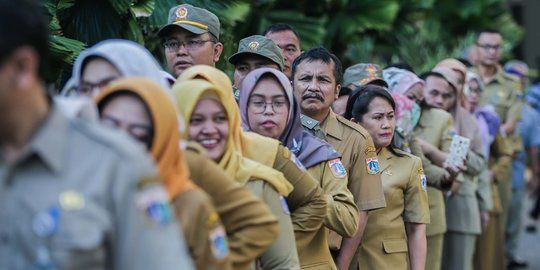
[{"x1": 43, "y1": 0, "x2": 523, "y2": 86}]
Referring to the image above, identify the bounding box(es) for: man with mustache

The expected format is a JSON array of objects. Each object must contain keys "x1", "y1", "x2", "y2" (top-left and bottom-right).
[
  {"x1": 292, "y1": 47, "x2": 386, "y2": 270},
  {"x1": 159, "y1": 4, "x2": 223, "y2": 78}
]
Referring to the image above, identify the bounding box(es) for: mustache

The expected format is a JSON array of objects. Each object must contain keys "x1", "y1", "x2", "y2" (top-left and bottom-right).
[{"x1": 302, "y1": 92, "x2": 324, "y2": 102}]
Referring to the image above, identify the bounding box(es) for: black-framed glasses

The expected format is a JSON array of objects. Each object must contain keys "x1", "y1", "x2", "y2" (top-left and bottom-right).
[
  {"x1": 248, "y1": 98, "x2": 289, "y2": 114},
  {"x1": 76, "y1": 77, "x2": 117, "y2": 96},
  {"x1": 476, "y1": 43, "x2": 501, "y2": 52},
  {"x1": 163, "y1": 39, "x2": 215, "y2": 52}
]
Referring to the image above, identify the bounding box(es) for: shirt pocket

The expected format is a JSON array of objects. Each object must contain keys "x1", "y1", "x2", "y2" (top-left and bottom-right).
[
  {"x1": 51, "y1": 203, "x2": 109, "y2": 269},
  {"x1": 382, "y1": 238, "x2": 408, "y2": 254}
]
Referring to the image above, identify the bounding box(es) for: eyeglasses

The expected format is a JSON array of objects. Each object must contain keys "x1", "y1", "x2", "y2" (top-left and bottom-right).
[
  {"x1": 76, "y1": 77, "x2": 117, "y2": 96},
  {"x1": 249, "y1": 98, "x2": 289, "y2": 114},
  {"x1": 476, "y1": 43, "x2": 501, "y2": 52},
  {"x1": 163, "y1": 39, "x2": 215, "y2": 52}
]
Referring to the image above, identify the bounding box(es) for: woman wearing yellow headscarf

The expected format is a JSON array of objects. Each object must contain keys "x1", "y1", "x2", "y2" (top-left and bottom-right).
[
  {"x1": 94, "y1": 77, "x2": 229, "y2": 270},
  {"x1": 172, "y1": 78, "x2": 301, "y2": 270},
  {"x1": 177, "y1": 66, "x2": 330, "y2": 268}
]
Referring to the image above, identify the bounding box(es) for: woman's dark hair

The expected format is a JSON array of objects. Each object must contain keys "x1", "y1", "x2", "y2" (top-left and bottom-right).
[
  {"x1": 97, "y1": 90, "x2": 155, "y2": 150},
  {"x1": 344, "y1": 85, "x2": 404, "y2": 156}
]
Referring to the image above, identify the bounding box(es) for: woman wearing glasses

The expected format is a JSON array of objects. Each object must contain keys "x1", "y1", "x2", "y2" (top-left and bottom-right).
[{"x1": 239, "y1": 68, "x2": 359, "y2": 269}]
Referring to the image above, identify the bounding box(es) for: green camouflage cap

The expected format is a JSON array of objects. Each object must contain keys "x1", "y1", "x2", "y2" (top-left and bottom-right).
[
  {"x1": 158, "y1": 4, "x2": 220, "y2": 39},
  {"x1": 343, "y1": 63, "x2": 388, "y2": 88},
  {"x1": 228, "y1": 35, "x2": 285, "y2": 71}
]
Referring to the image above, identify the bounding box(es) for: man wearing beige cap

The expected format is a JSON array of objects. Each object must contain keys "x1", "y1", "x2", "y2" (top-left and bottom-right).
[
  {"x1": 158, "y1": 4, "x2": 223, "y2": 77},
  {"x1": 229, "y1": 35, "x2": 285, "y2": 88},
  {"x1": 426, "y1": 65, "x2": 486, "y2": 270}
]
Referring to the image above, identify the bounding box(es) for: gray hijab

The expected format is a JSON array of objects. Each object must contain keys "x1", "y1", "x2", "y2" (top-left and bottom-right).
[{"x1": 62, "y1": 39, "x2": 168, "y2": 95}]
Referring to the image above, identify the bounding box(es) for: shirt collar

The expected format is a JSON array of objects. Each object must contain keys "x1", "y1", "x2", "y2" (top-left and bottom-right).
[
  {"x1": 379, "y1": 147, "x2": 394, "y2": 173},
  {"x1": 320, "y1": 109, "x2": 343, "y2": 140},
  {"x1": 29, "y1": 106, "x2": 68, "y2": 175},
  {"x1": 417, "y1": 107, "x2": 432, "y2": 129}
]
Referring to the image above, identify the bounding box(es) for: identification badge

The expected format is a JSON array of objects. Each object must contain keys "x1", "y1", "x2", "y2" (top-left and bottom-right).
[
  {"x1": 328, "y1": 158, "x2": 347, "y2": 178},
  {"x1": 209, "y1": 226, "x2": 229, "y2": 260},
  {"x1": 280, "y1": 196, "x2": 291, "y2": 215},
  {"x1": 366, "y1": 157, "x2": 380, "y2": 174},
  {"x1": 136, "y1": 186, "x2": 173, "y2": 225}
]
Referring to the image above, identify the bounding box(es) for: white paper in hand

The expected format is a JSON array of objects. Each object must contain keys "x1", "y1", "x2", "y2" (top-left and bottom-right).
[{"x1": 445, "y1": 135, "x2": 470, "y2": 168}]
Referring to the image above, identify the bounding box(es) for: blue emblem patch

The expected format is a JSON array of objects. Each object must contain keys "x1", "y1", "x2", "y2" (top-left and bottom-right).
[
  {"x1": 209, "y1": 226, "x2": 229, "y2": 259},
  {"x1": 33, "y1": 206, "x2": 61, "y2": 238},
  {"x1": 280, "y1": 196, "x2": 291, "y2": 215},
  {"x1": 366, "y1": 157, "x2": 380, "y2": 175},
  {"x1": 329, "y1": 158, "x2": 347, "y2": 178},
  {"x1": 420, "y1": 174, "x2": 427, "y2": 191},
  {"x1": 136, "y1": 187, "x2": 173, "y2": 225}
]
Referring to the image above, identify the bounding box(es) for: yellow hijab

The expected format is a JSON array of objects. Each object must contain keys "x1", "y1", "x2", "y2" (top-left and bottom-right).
[
  {"x1": 95, "y1": 77, "x2": 194, "y2": 199},
  {"x1": 177, "y1": 65, "x2": 280, "y2": 167},
  {"x1": 171, "y1": 78, "x2": 292, "y2": 196}
]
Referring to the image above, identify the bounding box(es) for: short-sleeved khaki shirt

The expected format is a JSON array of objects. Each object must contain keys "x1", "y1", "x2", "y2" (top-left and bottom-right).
[
  {"x1": 319, "y1": 110, "x2": 386, "y2": 211},
  {"x1": 0, "y1": 108, "x2": 194, "y2": 270},
  {"x1": 357, "y1": 147, "x2": 429, "y2": 270}
]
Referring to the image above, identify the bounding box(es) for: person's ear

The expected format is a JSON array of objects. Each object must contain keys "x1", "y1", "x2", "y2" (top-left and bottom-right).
[
  {"x1": 213, "y1": 42, "x2": 224, "y2": 63},
  {"x1": 350, "y1": 117, "x2": 358, "y2": 123},
  {"x1": 334, "y1": 83, "x2": 341, "y2": 101}
]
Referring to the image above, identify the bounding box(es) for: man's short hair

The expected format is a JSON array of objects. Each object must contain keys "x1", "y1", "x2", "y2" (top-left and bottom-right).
[
  {"x1": 292, "y1": 47, "x2": 343, "y2": 84},
  {"x1": 0, "y1": 0, "x2": 49, "y2": 78},
  {"x1": 263, "y1": 23, "x2": 300, "y2": 40},
  {"x1": 476, "y1": 29, "x2": 501, "y2": 41}
]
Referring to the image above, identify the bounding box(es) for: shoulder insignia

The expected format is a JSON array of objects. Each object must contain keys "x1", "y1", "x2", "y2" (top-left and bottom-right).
[
  {"x1": 365, "y1": 146, "x2": 376, "y2": 155},
  {"x1": 328, "y1": 158, "x2": 347, "y2": 178},
  {"x1": 209, "y1": 226, "x2": 229, "y2": 260},
  {"x1": 420, "y1": 173, "x2": 427, "y2": 191},
  {"x1": 366, "y1": 157, "x2": 380, "y2": 174},
  {"x1": 136, "y1": 185, "x2": 173, "y2": 225}
]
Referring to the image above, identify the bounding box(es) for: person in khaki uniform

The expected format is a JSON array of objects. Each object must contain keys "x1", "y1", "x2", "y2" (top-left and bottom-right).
[
  {"x1": 95, "y1": 78, "x2": 231, "y2": 270},
  {"x1": 292, "y1": 47, "x2": 386, "y2": 270},
  {"x1": 472, "y1": 29, "x2": 523, "y2": 268},
  {"x1": 423, "y1": 63, "x2": 486, "y2": 270},
  {"x1": 474, "y1": 135, "x2": 512, "y2": 270},
  {"x1": 174, "y1": 78, "x2": 301, "y2": 270},
  {"x1": 0, "y1": 2, "x2": 194, "y2": 267},
  {"x1": 412, "y1": 72, "x2": 457, "y2": 270},
  {"x1": 344, "y1": 86, "x2": 430, "y2": 270},
  {"x1": 239, "y1": 68, "x2": 359, "y2": 269},
  {"x1": 177, "y1": 65, "x2": 329, "y2": 259}
]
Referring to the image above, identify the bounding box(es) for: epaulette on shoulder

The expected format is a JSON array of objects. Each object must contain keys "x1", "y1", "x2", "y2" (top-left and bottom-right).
[{"x1": 335, "y1": 115, "x2": 370, "y2": 138}]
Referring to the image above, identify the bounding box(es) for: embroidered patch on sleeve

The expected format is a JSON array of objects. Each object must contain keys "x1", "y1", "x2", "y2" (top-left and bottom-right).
[
  {"x1": 328, "y1": 158, "x2": 347, "y2": 178},
  {"x1": 366, "y1": 157, "x2": 380, "y2": 174}
]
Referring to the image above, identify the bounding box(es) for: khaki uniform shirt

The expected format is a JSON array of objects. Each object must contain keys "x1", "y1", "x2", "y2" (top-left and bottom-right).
[
  {"x1": 358, "y1": 148, "x2": 430, "y2": 270},
  {"x1": 172, "y1": 188, "x2": 230, "y2": 270},
  {"x1": 246, "y1": 180, "x2": 301, "y2": 270},
  {"x1": 302, "y1": 160, "x2": 359, "y2": 269},
  {"x1": 0, "y1": 108, "x2": 194, "y2": 270},
  {"x1": 317, "y1": 110, "x2": 386, "y2": 248},
  {"x1": 185, "y1": 144, "x2": 279, "y2": 270},
  {"x1": 476, "y1": 66, "x2": 523, "y2": 153},
  {"x1": 412, "y1": 107, "x2": 454, "y2": 236}
]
